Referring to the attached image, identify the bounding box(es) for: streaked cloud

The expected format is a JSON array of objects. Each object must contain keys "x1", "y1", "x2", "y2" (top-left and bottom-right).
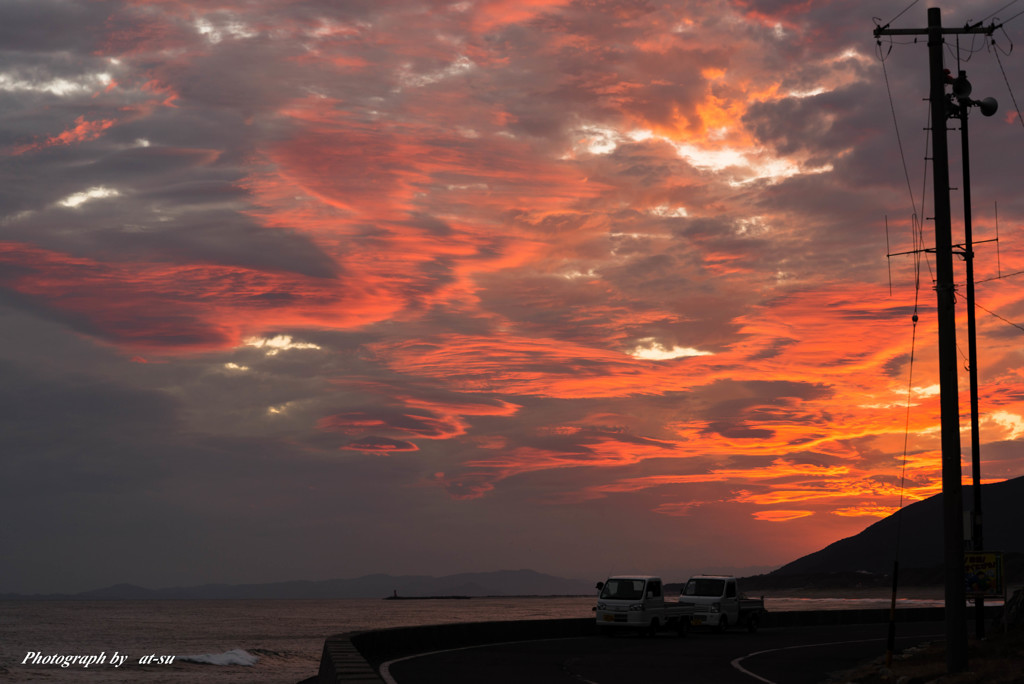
[
  {"x1": 752, "y1": 510, "x2": 815, "y2": 522},
  {"x1": 3, "y1": 0, "x2": 1024, "y2": 593}
]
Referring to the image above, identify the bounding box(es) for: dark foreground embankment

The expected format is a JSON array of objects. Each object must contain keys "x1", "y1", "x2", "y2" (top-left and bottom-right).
[{"x1": 312, "y1": 606, "x2": 997, "y2": 683}]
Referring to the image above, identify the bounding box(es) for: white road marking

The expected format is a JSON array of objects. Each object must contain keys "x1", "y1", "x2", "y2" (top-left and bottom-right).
[
  {"x1": 381, "y1": 631, "x2": 945, "y2": 683},
  {"x1": 379, "y1": 637, "x2": 587, "y2": 684},
  {"x1": 731, "y1": 633, "x2": 943, "y2": 683}
]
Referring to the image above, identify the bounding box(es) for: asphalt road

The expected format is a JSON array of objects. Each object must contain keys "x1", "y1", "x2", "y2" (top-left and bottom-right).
[{"x1": 382, "y1": 621, "x2": 947, "y2": 683}]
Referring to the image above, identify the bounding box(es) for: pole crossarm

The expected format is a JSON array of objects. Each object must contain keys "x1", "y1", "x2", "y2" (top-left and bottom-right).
[
  {"x1": 874, "y1": 24, "x2": 996, "y2": 37},
  {"x1": 888, "y1": 247, "x2": 934, "y2": 257},
  {"x1": 954, "y1": 237, "x2": 1000, "y2": 253}
]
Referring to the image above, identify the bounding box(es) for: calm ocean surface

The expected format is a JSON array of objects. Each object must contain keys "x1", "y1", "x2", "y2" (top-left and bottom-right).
[{"x1": 0, "y1": 595, "x2": 949, "y2": 683}]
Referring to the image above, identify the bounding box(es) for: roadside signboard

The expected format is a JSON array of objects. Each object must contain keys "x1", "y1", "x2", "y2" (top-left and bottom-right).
[{"x1": 964, "y1": 551, "x2": 1004, "y2": 598}]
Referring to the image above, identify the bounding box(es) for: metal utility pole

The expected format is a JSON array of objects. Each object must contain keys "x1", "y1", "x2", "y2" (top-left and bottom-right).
[
  {"x1": 960, "y1": 87, "x2": 983, "y2": 644},
  {"x1": 955, "y1": 73, "x2": 983, "y2": 643},
  {"x1": 874, "y1": 8, "x2": 996, "y2": 672}
]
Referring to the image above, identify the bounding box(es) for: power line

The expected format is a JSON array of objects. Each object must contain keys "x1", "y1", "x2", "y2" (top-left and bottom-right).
[
  {"x1": 950, "y1": 32, "x2": 988, "y2": 64},
  {"x1": 995, "y1": 7, "x2": 1024, "y2": 27},
  {"x1": 977, "y1": 302, "x2": 1024, "y2": 332},
  {"x1": 992, "y1": 39, "x2": 1024, "y2": 129},
  {"x1": 919, "y1": 111, "x2": 934, "y2": 287},
  {"x1": 981, "y1": 0, "x2": 1022, "y2": 24},
  {"x1": 876, "y1": 0, "x2": 921, "y2": 32},
  {"x1": 878, "y1": 47, "x2": 921, "y2": 221},
  {"x1": 978, "y1": 268, "x2": 1024, "y2": 283}
]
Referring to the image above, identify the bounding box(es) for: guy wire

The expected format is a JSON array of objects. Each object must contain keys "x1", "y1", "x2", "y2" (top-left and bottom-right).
[
  {"x1": 992, "y1": 42, "x2": 1024, "y2": 130},
  {"x1": 879, "y1": 43, "x2": 921, "y2": 224}
]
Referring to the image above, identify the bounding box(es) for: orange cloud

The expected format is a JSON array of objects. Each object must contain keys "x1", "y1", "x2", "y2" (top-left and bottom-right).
[
  {"x1": 588, "y1": 459, "x2": 851, "y2": 495},
  {"x1": 339, "y1": 437, "x2": 419, "y2": 454},
  {"x1": 0, "y1": 242, "x2": 403, "y2": 351},
  {"x1": 469, "y1": 0, "x2": 574, "y2": 32},
  {"x1": 435, "y1": 435, "x2": 681, "y2": 500},
  {"x1": 319, "y1": 396, "x2": 520, "y2": 446},
  {"x1": 10, "y1": 116, "x2": 116, "y2": 155},
  {"x1": 832, "y1": 505, "x2": 899, "y2": 518},
  {"x1": 752, "y1": 510, "x2": 815, "y2": 522},
  {"x1": 653, "y1": 501, "x2": 705, "y2": 517}
]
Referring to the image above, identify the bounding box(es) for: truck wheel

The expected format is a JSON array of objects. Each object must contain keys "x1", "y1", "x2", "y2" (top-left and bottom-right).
[
  {"x1": 746, "y1": 614, "x2": 759, "y2": 633},
  {"x1": 718, "y1": 616, "x2": 728, "y2": 633},
  {"x1": 645, "y1": 619, "x2": 659, "y2": 637}
]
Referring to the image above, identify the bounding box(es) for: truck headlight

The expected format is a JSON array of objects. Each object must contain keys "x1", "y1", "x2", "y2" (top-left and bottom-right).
[
  {"x1": 710, "y1": 602, "x2": 721, "y2": 613},
  {"x1": 629, "y1": 603, "x2": 644, "y2": 611},
  {"x1": 596, "y1": 602, "x2": 606, "y2": 610}
]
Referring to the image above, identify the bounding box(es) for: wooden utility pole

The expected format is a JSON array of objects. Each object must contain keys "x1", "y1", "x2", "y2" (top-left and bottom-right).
[{"x1": 874, "y1": 7, "x2": 996, "y2": 673}]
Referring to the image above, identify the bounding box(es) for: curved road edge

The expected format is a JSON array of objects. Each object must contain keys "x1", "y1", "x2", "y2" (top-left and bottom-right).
[{"x1": 313, "y1": 607, "x2": 997, "y2": 683}]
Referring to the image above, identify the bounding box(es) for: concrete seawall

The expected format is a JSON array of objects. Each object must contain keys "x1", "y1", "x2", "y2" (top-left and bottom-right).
[
  {"x1": 314, "y1": 606, "x2": 996, "y2": 683},
  {"x1": 316, "y1": 617, "x2": 596, "y2": 683}
]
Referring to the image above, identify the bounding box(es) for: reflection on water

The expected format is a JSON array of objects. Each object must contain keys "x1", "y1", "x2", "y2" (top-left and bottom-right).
[{"x1": 766, "y1": 596, "x2": 947, "y2": 611}]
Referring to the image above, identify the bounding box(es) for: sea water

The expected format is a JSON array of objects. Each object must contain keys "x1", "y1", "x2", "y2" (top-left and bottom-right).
[{"x1": 0, "y1": 595, "x2": 950, "y2": 683}]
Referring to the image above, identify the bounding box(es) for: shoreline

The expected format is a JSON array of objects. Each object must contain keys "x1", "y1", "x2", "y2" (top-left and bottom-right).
[{"x1": 749, "y1": 585, "x2": 946, "y2": 600}]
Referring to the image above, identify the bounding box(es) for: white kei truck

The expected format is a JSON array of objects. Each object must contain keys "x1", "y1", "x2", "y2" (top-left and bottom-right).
[
  {"x1": 594, "y1": 576, "x2": 695, "y2": 636},
  {"x1": 677, "y1": 575, "x2": 766, "y2": 632}
]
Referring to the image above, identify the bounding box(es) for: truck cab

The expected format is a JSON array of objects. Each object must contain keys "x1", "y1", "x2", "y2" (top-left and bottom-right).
[
  {"x1": 678, "y1": 575, "x2": 764, "y2": 631},
  {"x1": 594, "y1": 576, "x2": 690, "y2": 635}
]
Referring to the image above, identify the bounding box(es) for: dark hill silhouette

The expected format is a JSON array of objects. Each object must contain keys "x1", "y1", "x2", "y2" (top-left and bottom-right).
[{"x1": 746, "y1": 476, "x2": 1024, "y2": 589}]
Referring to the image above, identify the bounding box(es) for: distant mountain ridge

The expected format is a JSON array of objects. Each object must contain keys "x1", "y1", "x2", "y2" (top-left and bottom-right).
[{"x1": 0, "y1": 569, "x2": 596, "y2": 601}]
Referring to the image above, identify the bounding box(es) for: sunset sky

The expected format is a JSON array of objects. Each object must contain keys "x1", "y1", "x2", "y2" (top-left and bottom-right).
[{"x1": 5, "y1": 0, "x2": 1024, "y2": 595}]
